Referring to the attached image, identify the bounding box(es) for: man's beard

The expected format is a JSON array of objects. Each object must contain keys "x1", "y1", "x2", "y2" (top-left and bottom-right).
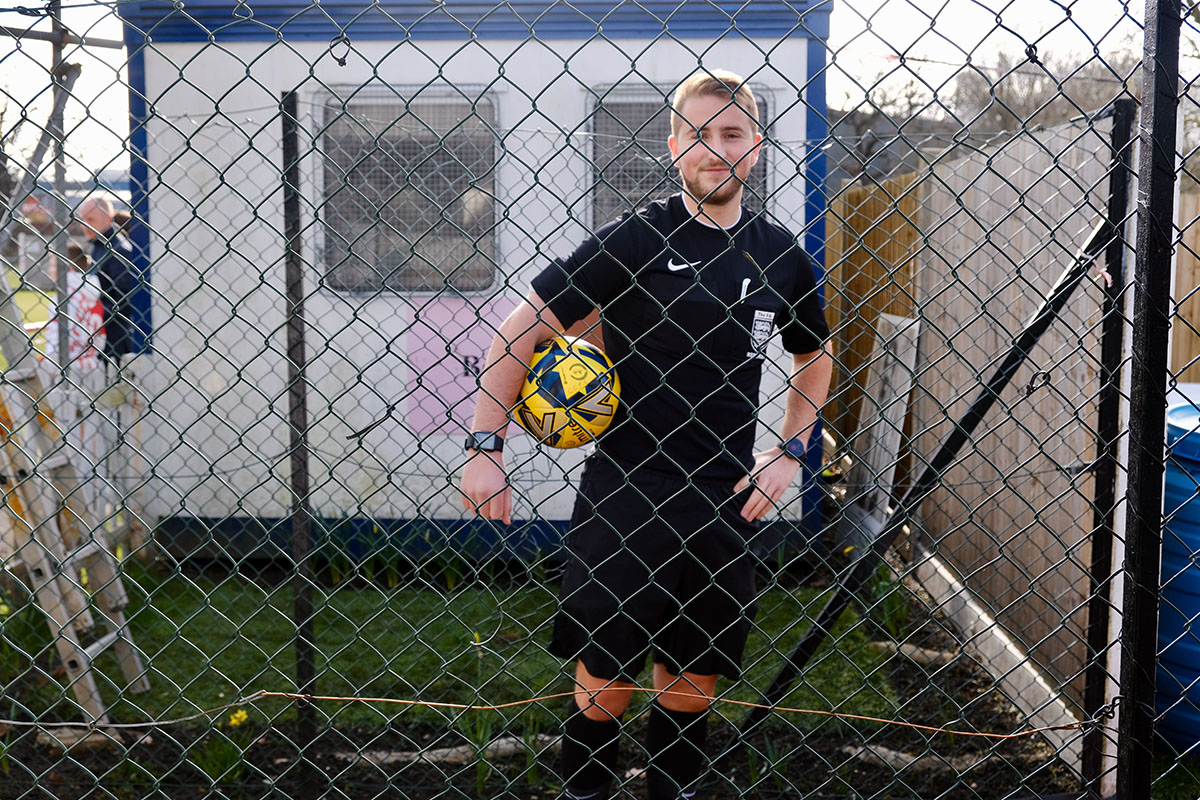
[{"x1": 680, "y1": 169, "x2": 743, "y2": 208}]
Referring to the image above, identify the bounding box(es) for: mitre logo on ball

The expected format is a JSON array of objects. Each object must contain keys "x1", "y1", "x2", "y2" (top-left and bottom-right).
[{"x1": 513, "y1": 337, "x2": 621, "y2": 449}]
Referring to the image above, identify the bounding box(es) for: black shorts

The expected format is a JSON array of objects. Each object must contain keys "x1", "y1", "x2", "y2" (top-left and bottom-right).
[{"x1": 549, "y1": 455, "x2": 760, "y2": 682}]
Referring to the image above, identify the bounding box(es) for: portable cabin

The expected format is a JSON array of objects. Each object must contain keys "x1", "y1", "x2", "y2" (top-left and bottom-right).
[{"x1": 115, "y1": 1, "x2": 832, "y2": 559}]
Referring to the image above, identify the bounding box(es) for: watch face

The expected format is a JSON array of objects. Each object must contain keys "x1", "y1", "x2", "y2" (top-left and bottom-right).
[{"x1": 784, "y1": 437, "x2": 805, "y2": 461}]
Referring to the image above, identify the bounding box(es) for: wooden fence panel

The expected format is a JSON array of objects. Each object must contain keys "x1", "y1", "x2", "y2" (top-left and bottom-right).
[
  {"x1": 829, "y1": 117, "x2": 1115, "y2": 712},
  {"x1": 1175, "y1": 193, "x2": 1200, "y2": 385},
  {"x1": 826, "y1": 173, "x2": 921, "y2": 440}
]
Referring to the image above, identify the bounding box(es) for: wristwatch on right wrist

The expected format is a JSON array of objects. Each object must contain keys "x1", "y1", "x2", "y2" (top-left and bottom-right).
[
  {"x1": 464, "y1": 431, "x2": 505, "y2": 453},
  {"x1": 779, "y1": 434, "x2": 807, "y2": 462}
]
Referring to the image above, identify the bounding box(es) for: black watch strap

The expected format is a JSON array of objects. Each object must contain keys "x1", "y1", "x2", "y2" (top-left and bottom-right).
[
  {"x1": 780, "y1": 434, "x2": 806, "y2": 462},
  {"x1": 465, "y1": 432, "x2": 505, "y2": 453}
]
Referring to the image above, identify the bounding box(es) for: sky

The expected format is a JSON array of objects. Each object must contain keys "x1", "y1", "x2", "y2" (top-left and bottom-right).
[
  {"x1": 824, "y1": 0, "x2": 1146, "y2": 109},
  {"x1": 0, "y1": 1, "x2": 127, "y2": 183},
  {"x1": 0, "y1": 0, "x2": 1153, "y2": 183}
]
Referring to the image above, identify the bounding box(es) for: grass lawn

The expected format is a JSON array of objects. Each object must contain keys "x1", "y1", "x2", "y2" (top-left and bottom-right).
[
  {"x1": 13, "y1": 287, "x2": 52, "y2": 325},
  {"x1": 0, "y1": 286, "x2": 52, "y2": 369},
  {"x1": 1, "y1": 561, "x2": 894, "y2": 741}
]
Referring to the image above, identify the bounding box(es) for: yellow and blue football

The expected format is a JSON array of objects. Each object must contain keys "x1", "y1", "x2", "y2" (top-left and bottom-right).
[{"x1": 513, "y1": 337, "x2": 620, "y2": 449}]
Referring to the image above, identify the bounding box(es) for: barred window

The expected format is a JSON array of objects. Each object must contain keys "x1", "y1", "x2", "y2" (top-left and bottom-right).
[
  {"x1": 321, "y1": 91, "x2": 497, "y2": 293},
  {"x1": 591, "y1": 88, "x2": 771, "y2": 226}
]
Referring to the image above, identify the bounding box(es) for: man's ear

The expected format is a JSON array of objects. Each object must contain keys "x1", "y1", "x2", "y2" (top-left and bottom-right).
[
  {"x1": 746, "y1": 132, "x2": 764, "y2": 167},
  {"x1": 667, "y1": 133, "x2": 680, "y2": 162}
]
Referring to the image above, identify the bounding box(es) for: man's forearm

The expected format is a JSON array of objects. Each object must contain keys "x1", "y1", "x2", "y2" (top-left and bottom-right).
[
  {"x1": 468, "y1": 292, "x2": 563, "y2": 435},
  {"x1": 779, "y1": 349, "x2": 832, "y2": 445},
  {"x1": 470, "y1": 334, "x2": 533, "y2": 435}
]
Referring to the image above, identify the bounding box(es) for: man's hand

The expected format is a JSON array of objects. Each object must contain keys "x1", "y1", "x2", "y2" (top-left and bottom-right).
[
  {"x1": 734, "y1": 448, "x2": 802, "y2": 522},
  {"x1": 460, "y1": 451, "x2": 513, "y2": 525}
]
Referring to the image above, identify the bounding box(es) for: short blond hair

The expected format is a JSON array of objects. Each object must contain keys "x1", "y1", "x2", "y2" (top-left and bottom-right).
[{"x1": 670, "y1": 69, "x2": 760, "y2": 140}]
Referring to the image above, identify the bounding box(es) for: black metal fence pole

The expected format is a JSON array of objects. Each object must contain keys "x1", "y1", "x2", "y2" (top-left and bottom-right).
[
  {"x1": 1117, "y1": 1, "x2": 1181, "y2": 797},
  {"x1": 1082, "y1": 96, "x2": 1135, "y2": 795},
  {"x1": 281, "y1": 90, "x2": 318, "y2": 766}
]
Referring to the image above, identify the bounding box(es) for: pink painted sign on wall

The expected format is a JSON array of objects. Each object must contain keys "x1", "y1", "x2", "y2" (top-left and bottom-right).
[{"x1": 406, "y1": 295, "x2": 515, "y2": 435}]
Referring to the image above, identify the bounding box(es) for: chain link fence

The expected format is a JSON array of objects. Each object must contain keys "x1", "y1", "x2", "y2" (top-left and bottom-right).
[{"x1": 0, "y1": 1, "x2": 1195, "y2": 798}]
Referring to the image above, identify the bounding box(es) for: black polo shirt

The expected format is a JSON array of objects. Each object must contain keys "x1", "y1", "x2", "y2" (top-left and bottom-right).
[{"x1": 531, "y1": 194, "x2": 829, "y2": 482}]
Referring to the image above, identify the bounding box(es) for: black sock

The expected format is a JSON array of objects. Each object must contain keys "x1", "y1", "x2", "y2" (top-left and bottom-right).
[
  {"x1": 561, "y1": 702, "x2": 621, "y2": 799},
  {"x1": 646, "y1": 702, "x2": 709, "y2": 799}
]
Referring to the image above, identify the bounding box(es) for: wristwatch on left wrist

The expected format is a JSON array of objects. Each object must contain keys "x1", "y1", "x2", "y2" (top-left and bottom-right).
[
  {"x1": 465, "y1": 431, "x2": 505, "y2": 453},
  {"x1": 779, "y1": 434, "x2": 807, "y2": 462}
]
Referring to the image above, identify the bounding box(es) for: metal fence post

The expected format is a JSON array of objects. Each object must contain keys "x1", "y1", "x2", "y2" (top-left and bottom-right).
[
  {"x1": 281, "y1": 89, "x2": 318, "y2": 772},
  {"x1": 1117, "y1": 1, "x2": 1181, "y2": 797},
  {"x1": 1083, "y1": 96, "x2": 1135, "y2": 795}
]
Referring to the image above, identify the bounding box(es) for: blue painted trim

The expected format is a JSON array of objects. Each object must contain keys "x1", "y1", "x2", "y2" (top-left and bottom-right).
[
  {"x1": 801, "y1": 8, "x2": 830, "y2": 537},
  {"x1": 155, "y1": 515, "x2": 572, "y2": 562},
  {"x1": 123, "y1": 25, "x2": 154, "y2": 352},
  {"x1": 155, "y1": 514, "x2": 821, "y2": 562},
  {"x1": 119, "y1": 1, "x2": 826, "y2": 43},
  {"x1": 802, "y1": 9, "x2": 829, "y2": 273}
]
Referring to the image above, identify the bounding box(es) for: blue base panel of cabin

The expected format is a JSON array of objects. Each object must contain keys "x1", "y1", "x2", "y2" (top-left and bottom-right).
[{"x1": 153, "y1": 514, "x2": 824, "y2": 565}]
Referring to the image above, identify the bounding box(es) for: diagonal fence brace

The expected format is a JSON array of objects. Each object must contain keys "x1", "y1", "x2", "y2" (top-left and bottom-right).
[{"x1": 740, "y1": 213, "x2": 1118, "y2": 736}]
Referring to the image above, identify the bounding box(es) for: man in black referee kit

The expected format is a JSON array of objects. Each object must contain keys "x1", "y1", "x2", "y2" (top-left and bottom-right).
[{"x1": 460, "y1": 68, "x2": 832, "y2": 799}]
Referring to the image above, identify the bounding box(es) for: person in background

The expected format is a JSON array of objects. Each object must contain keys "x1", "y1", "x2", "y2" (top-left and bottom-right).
[
  {"x1": 68, "y1": 241, "x2": 90, "y2": 272},
  {"x1": 40, "y1": 242, "x2": 106, "y2": 370},
  {"x1": 113, "y1": 208, "x2": 132, "y2": 237},
  {"x1": 77, "y1": 196, "x2": 139, "y2": 365}
]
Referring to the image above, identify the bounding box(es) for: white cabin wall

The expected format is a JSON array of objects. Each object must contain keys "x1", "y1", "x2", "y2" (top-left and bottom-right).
[{"x1": 136, "y1": 36, "x2": 814, "y2": 524}]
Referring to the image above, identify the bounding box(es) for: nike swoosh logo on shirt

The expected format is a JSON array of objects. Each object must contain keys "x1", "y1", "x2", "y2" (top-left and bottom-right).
[{"x1": 666, "y1": 258, "x2": 699, "y2": 272}]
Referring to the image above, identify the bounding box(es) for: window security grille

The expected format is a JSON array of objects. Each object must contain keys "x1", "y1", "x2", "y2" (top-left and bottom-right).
[{"x1": 321, "y1": 94, "x2": 497, "y2": 293}]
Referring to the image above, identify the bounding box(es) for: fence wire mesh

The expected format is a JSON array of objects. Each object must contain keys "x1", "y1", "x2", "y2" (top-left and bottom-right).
[{"x1": 0, "y1": 1, "x2": 1194, "y2": 799}]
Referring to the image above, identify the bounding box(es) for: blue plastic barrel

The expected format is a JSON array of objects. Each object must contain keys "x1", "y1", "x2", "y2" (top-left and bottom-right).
[{"x1": 1157, "y1": 401, "x2": 1200, "y2": 750}]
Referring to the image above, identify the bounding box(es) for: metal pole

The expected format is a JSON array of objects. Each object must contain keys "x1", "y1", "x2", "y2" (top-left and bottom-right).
[
  {"x1": 1116, "y1": 0, "x2": 1181, "y2": 797},
  {"x1": 0, "y1": 64, "x2": 81, "y2": 257},
  {"x1": 50, "y1": 0, "x2": 70, "y2": 384},
  {"x1": 0, "y1": 25, "x2": 124, "y2": 49},
  {"x1": 1082, "y1": 96, "x2": 1135, "y2": 795},
  {"x1": 280, "y1": 90, "x2": 319, "y2": 772},
  {"x1": 0, "y1": 61, "x2": 81, "y2": 399}
]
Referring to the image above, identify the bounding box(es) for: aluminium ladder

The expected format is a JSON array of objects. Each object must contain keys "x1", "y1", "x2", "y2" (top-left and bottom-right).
[
  {"x1": 0, "y1": 59, "x2": 149, "y2": 725},
  {"x1": 0, "y1": 328, "x2": 151, "y2": 723}
]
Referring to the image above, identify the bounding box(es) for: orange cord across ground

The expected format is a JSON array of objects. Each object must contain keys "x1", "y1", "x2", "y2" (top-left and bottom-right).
[
  {"x1": 256, "y1": 689, "x2": 1092, "y2": 741},
  {"x1": 3, "y1": 687, "x2": 1106, "y2": 739}
]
